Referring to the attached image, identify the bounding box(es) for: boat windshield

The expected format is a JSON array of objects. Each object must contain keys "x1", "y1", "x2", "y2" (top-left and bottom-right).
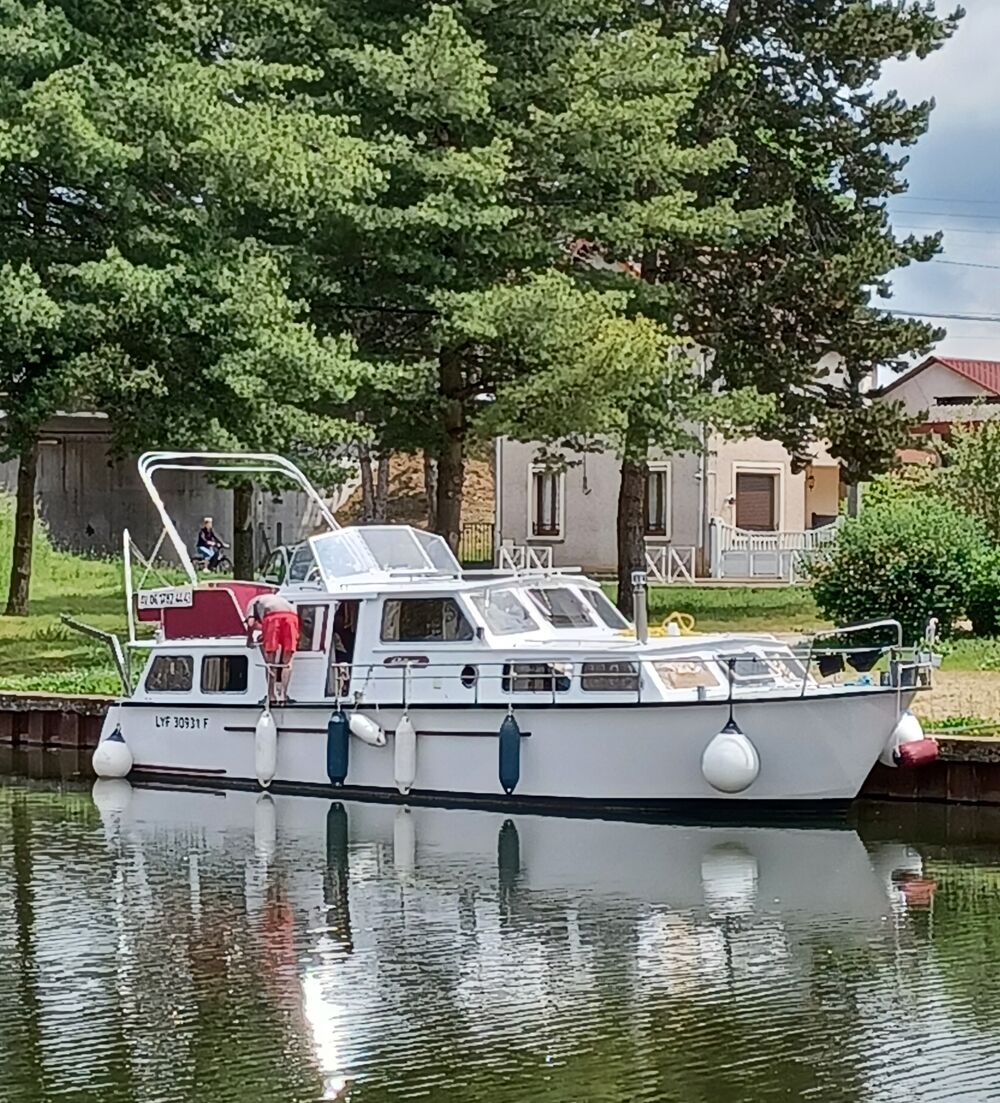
[
  {"x1": 578, "y1": 587, "x2": 629, "y2": 629},
  {"x1": 526, "y1": 587, "x2": 596, "y2": 629},
  {"x1": 470, "y1": 588, "x2": 538, "y2": 635},
  {"x1": 309, "y1": 526, "x2": 460, "y2": 582},
  {"x1": 287, "y1": 544, "x2": 319, "y2": 583}
]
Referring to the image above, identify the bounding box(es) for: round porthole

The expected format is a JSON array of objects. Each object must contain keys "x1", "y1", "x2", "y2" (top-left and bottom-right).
[{"x1": 461, "y1": 664, "x2": 478, "y2": 689}]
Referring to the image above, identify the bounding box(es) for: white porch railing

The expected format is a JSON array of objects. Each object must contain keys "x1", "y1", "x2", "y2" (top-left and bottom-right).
[
  {"x1": 644, "y1": 544, "x2": 696, "y2": 584},
  {"x1": 497, "y1": 544, "x2": 554, "y2": 572},
  {"x1": 710, "y1": 517, "x2": 840, "y2": 582}
]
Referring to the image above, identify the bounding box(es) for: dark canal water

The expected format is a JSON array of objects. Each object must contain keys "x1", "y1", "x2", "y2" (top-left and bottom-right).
[{"x1": 3, "y1": 758, "x2": 1000, "y2": 1101}]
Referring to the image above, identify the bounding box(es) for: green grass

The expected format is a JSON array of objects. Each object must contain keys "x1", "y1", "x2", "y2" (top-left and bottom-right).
[
  {"x1": 603, "y1": 584, "x2": 828, "y2": 634},
  {"x1": 0, "y1": 497, "x2": 140, "y2": 695}
]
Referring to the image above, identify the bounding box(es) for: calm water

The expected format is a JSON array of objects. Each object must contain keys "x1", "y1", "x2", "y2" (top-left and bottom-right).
[{"x1": 3, "y1": 764, "x2": 1000, "y2": 1101}]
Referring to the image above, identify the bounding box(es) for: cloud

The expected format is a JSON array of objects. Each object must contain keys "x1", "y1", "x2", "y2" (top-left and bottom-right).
[{"x1": 880, "y1": 0, "x2": 1000, "y2": 361}]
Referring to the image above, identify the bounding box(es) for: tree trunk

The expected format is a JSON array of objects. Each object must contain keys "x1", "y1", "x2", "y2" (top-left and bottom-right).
[
  {"x1": 232, "y1": 482, "x2": 255, "y2": 579},
  {"x1": 616, "y1": 450, "x2": 648, "y2": 617},
  {"x1": 435, "y1": 349, "x2": 466, "y2": 552},
  {"x1": 358, "y1": 445, "x2": 375, "y2": 522},
  {"x1": 846, "y1": 482, "x2": 862, "y2": 518},
  {"x1": 5, "y1": 438, "x2": 39, "y2": 617},
  {"x1": 423, "y1": 452, "x2": 438, "y2": 530},
  {"x1": 375, "y1": 453, "x2": 389, "y2": 522}
]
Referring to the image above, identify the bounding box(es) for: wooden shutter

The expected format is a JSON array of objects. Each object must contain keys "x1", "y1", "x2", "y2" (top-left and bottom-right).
[{"x1": 736, "y1": 473, "x2": 776, "y2": 531}]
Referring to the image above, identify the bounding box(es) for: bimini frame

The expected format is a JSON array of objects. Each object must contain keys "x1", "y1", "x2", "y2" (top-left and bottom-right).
[{"x1": 136, "y1": 451, "x2": 341, "y2": 584}]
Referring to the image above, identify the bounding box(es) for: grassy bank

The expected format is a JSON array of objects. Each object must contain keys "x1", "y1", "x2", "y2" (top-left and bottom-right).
[
  {"x1": 642, "y1": 585, "x2": 827, "y2": 634},
  {"x1": 0, "y1": 499, "x2": 129, "y2": 694}
]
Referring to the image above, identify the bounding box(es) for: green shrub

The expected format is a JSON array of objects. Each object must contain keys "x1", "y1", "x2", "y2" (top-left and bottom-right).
[
  {"x1": 968, "y1": 547, "x2": 1000, "y2": 637},
  {"x1": 805, "y1": 498, "x2": 988, "y2": 643}
]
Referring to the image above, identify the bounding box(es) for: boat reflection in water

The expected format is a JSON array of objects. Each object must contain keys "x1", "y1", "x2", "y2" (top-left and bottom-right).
[{"x1": 73, "y1": 780, "x2": 971, "y2": 1102}]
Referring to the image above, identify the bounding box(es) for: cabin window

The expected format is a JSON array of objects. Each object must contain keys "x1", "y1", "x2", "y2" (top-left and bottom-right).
[
  {"x1": 644, "y1": 464, "x2": 670, "y2": 537},
  {"x1": 381, "y1": 598, "x2": 475, "y2": 643},
  {"x1": 297, "y1": 604, "x2": 329, "y2": 652},
  {"x1": 581, "y1": 661, "x2": 638, "y2": 692},
  {"x1": 145, "y1": 655, "x2": 194, "y2": 692},
  {"x1": 654, "y1": 660, "x2": 718, "y2": 690},
  {"x1": 721, "y1": 653, "x2": 776, "y2": 684},
  {"x1": 288, "y1": 543, "x2": 320, "y2": 583},
  {"x1": 261, "y1": 551, "x2": 287, "y2": 585},
  {"x1": 579, "y1": 588, "x2": 629, "y2": 629},
  {"x1": 526, "y1": 588, "x2": 594, "y2": 629},
  {"x1": 201, "y1": 655, "x2": 249, "y2": 693},
  {"x1": 470, "y1": 589, "x2": 537, "y2": 635},
  {"x1": 502, "y1": 662, "x2": 571, "y2": 693},
  {"x1": 530, "y1": 465, "x2": 563, "y2": 538}
]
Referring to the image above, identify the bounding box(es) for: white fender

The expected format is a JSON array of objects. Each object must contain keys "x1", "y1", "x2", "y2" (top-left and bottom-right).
[
  {"x1": 394, "y1": 714, "x2": 417, "y2": 795},
  {"x1": 880, "y1": 709, "x2": 923, "y2": 768},
  {"x1": 254, "y1": 793, "x2": 277, "y2": 863},
  {"x1": 255, "y1": 709, "x2": 278, "y2": 788},
  {"x1": 92, "y1": 727, "x2": 133, "y2": 779},
  {"x1": 701, "y1": 722, "x2": 760, "y2": 794},
  {"x1": 349, "y1": 712, "x2": 386, "y2": 747},
  {"x1": 393, "y1": 806, "x2": 416, "y2": 877}
]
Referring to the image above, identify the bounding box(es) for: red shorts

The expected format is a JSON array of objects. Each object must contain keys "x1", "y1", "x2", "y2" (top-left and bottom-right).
[{"x1": 261, "y1": 611, "x2": 299, "y2": 656}]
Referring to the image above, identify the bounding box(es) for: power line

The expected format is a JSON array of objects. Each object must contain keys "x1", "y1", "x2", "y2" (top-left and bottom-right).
[
  {"x1": 895, "y1": 223, "x2": 1000, "y2": 236},
  {"x1": 890, "y1": 208, "x2": 1000, "y2": 221},
  {"x1": 933, "y1": 258, "x2": 1000, "y2": 271},
  {"x1": 883, "y1": 308, "x2": 1000, "y2": 323},
  {"x1": 894, "y1": 194, "x2": 1000, "y2": 207}
]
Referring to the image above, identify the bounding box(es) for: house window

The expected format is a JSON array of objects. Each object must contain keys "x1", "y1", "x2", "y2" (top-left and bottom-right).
[
  {"x1": 735, "y1": 472, "x2": 777, "y2": 531},
  {"x1": 201, "y1": 655, "x2": 249, "y2": 693},
  {"x1": 381, "y1": 598, "x2": 475, "y2": 642},
  {"x1": 145, "y1": 655, "x2": 194, "y2": 692},
  {"x1": 644, "y1": 464, "x2": 670, "y2": 537},
  {"x1": 530, "y1": 465, "x2": 563, "y2": 538}
]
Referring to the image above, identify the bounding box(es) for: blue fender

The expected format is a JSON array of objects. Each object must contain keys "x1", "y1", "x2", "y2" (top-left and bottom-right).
[
  {"x1": 327, "y1": 711, "x2": 350, "y2": 786},
  {"x1": 498, "y1": 714, "x2": 521, "y2": 795}
]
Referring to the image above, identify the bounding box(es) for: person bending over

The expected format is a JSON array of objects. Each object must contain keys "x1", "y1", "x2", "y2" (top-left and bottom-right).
[{"x1": 246, "y1": 593, "x2": 300, "y2": 704}]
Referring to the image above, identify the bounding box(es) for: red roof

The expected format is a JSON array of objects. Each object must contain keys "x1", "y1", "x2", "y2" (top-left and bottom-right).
[
  {"x1": 882, "y1": 356, "x2": 1000, "y2": 397},
  {"x1": 932, "y1": 358, "x2": 1000, "y2": 395}
]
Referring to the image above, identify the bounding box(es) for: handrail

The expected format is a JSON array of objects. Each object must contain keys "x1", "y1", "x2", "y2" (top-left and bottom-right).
[
  {"x1": 797, "y1": 619, "x2": 903, "y2": 697},
  {"x1": 136, "y1": 451, "x2": 342, "y2": 584},
  {"x1": 130, "y1": 646, "x2": 934, "y2": 707}
]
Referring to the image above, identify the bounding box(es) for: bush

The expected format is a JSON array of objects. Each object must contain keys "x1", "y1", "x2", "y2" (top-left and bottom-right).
[
  {"x1": 805, "y1": 497, "x2": 988, "y2": 643},
  {"x1": 968, "y1": 547, "x2": 1000, "y2": 637}
]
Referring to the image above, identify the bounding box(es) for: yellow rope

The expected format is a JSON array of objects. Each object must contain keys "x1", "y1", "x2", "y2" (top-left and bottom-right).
[{"x1": 617, "y1": 611, "x2": 698, "y2": 638}]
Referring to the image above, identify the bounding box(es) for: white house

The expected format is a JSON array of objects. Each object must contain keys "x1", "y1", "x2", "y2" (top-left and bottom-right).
[
  {"x1": 878, "y1": 356, "x2": 1000, "y2": 435},
  {"x1": 495, "y1": 435, "x2": 843, "y2": 580}
]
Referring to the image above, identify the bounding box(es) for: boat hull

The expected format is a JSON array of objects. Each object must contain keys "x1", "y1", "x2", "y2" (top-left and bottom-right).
[{"x1": 109, "y1": 687, "x2": 914, "y2": 807}]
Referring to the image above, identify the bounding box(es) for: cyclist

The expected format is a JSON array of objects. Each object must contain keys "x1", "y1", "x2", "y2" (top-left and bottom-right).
[{"x1": 196, "y1": 517, "x2": 229, "y2": 571}]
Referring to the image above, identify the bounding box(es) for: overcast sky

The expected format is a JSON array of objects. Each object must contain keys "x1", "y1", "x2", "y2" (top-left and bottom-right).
[{"x1": 880, "y1": 0, "x2": 1000, "y2": 364}]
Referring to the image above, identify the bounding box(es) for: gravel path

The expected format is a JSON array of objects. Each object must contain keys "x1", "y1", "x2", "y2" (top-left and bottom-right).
[{"x1": 916, "y1": 671, "x2": 1000, "y2": 726}]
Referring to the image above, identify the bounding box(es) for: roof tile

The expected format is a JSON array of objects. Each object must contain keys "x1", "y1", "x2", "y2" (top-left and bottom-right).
[{"x1": 933, "y1": 358, "x2": 1000, "y2": 395}]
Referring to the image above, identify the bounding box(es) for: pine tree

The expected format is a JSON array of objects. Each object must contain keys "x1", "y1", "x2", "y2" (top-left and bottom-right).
[{"x1": 0, "y1": 1, "x2": 377, "y2": 598}]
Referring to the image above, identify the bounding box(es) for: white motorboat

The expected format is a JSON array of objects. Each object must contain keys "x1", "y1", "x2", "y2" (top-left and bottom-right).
[{"x1": 82, "y1": 452, "x2": 939, "y2": 810}]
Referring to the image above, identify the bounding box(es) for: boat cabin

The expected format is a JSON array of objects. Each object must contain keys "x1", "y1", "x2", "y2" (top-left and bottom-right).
[{"x1": 131, "y1": 523, "x2": 813, "y2": 710}]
